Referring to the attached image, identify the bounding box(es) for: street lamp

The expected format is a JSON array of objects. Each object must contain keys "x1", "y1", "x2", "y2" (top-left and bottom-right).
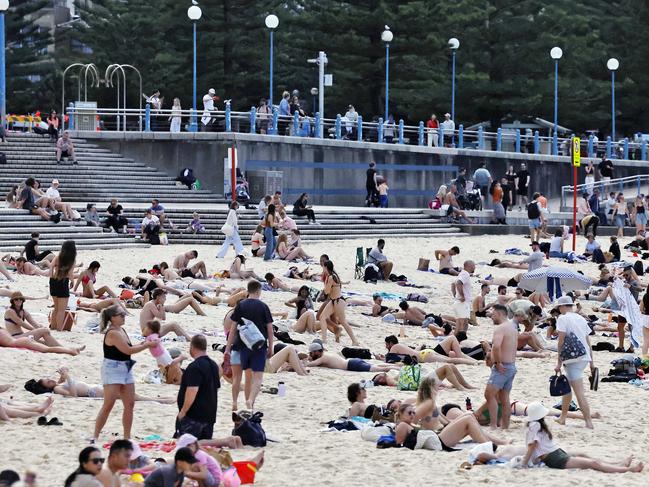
[
  {"x1": 0, "y1": 0, "x2": 9, "y2": 130},
  {"x1": 550, "y1": 46, "x2": 563, "y2": 155},
  {"x1": 381, "y1": 26, "x2": 393, "y2": 122},
  {"x1": 265, "y1": 14, "x2": 279, "y2": 113},
  {"x1": 310, "y1": 87, "x2": 318, "y2": 115},
  {"x1": 448, "y1": 37, "x2": 459, "y2": 124},
  {"x1": 607, "y1": 57, "x2": 619, "y2": 143},
  {"x1": 187, "y1": 3, "x2": 202, "y2": 132}
]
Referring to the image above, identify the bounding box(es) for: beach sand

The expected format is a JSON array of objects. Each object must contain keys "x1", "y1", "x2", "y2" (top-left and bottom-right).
[{"x1": 1, "y1": 235, "x2": 648, "y2": 486}]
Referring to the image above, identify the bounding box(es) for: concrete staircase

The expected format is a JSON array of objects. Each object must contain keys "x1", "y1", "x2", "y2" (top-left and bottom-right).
[{"x1": 0, "y1": 133, "x2": 467, "y2": 251}]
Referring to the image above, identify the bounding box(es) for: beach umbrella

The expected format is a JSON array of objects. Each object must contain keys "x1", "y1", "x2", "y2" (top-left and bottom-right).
[{"x1": 519, "y1": 266, "x2": 591, "y2": 300}]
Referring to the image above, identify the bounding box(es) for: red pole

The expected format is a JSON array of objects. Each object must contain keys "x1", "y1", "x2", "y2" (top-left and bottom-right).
[
  {"x1": 572, "y1": 164, "x2": 577, "y2": 251},
  {"x1": 230, "y1": 147, "x2": 236, "y2": 202}
]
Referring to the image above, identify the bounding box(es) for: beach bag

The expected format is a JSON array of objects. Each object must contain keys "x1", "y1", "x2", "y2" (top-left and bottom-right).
[
  {"x1": 159, "y1": 232, "x2": 169, "y2": 245},
  {"x1": 417, "y1": 258, "x2": 430, "y2": 271},
  {"x1": 341, "y1": 347, "x2": 372, "y2": 360},
  {"x1": 119, "y1": 289, "x2": 135, "y2": 300},
  {"x1": 397, "y1": 363, "x2": 421, "y2": 391},
  {"x1": 549, "y1": 373, "x2": 571, "y2": 396},
  {"x1": 238, "y1": 317, "x2": 265, "y2": 351},
  {"x1": 232, "y1": 411, "x2": 267, "y2": 447},
  {"x1": 221, "y1": 222, "x2": 235, "y2": 237},
  {"x1": 559, "y1": 331, "x2": 587, "y2": 364},
  {"x1": 363, "y1": 264, "x2": 381, "y2": 282}
]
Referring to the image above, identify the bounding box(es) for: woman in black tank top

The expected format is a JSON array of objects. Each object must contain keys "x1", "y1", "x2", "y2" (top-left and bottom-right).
[{"x1": 93, "y1": 305, "x2": 156, "y2": 442}]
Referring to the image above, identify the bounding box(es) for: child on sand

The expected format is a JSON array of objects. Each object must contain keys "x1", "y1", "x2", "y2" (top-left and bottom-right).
[{"x1": 142, "y1": 320, "x2": 186, "y2": 384}]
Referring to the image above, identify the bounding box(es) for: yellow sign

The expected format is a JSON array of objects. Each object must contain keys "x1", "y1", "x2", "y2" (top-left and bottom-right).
[{"x1": 572, "y1": 137, "x2": 581, "y2": 167}]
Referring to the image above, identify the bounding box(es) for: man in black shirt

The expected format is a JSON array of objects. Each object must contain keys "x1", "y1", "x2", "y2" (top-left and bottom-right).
[
  {"x1": 365, "y1": 162, "x2": 379, "y2": 207},
  {"x1": 19, "y1": 178, "x2": 53, "y2": 221},
  {"x1": 515, "y1": 163, "x2": 530, "y2": 209},
  {"x1": 598, "y1": 155, "x2": 614, "y2": 193},
  {"x1": 21, "y1": 233, "x2": 53, "y2": 264},
  {"x1": 176, "y1": 334, "x2": 220, "y2": 440},
  {"x1": 225, "y1": 280, "x2": 273, "y2": 411},
  {"x1": 106, "y1": 198, "x2": 129, "y2": 233}
]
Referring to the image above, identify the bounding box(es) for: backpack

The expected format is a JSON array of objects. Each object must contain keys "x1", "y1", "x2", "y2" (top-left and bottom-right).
[
  {"x1": 559, "y1": 331, "x2": 587, "y2": 364},
  {"x1": 232, "y1": 411, "x2": 267, "y2": 447},
  {"x1": 341, "y1": 347, "x2": 372, "y2": 360},
  {"x1": 633, "y1": 260, "x2": 644, "y2": 276},
  {"x1": 363, "y1": 265, "x2": 381, "y2": 282},
  {"x1": 592, "y1": 248, "x2": 606, "y2": 264},
  {"x1": 527, "y1": 201, "x2": 540, "y2": 219},
  {"x1": 397, "y1": 363, "x2": 421, "y2": 391}
]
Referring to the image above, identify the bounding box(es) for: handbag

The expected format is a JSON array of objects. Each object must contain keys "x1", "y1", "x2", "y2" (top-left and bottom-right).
[
  {"x1": 549, "y1": 373, "x2": 571, "y2": 396},
  {"x1": 238, "y1": 317, "x2": 265, "y2": 351},
  {"x1": 559, "y1": 331, "x2": 587, "y2": 364},
  {"x1": 221, "y1": 223, "x2": 234, "y2": 237}
]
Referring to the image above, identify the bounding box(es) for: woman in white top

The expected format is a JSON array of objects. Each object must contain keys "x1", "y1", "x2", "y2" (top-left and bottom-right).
[
  {"x1": 216, "y1": 201, "x2": 245, "y2": 258},
  {"x1": 522, "y1": 402, "x2": 643, "y2": 472},
  {"x1": 169, "y1": 97, "x2": 182, "y2": 133},
  {"x1": 554, "y1": 297, "x2": 595, "y2": 429}
]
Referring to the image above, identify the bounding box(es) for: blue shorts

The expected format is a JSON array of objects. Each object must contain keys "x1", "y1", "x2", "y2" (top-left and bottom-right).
[
  {"x1": 101, "y1": 358, "x2": 135, "y2": 385},
  {"x1": 240, "y1": 346, "x2": 267, "y2": 372},
  {"x1": 614, "y1": 214, "x2": 625, "y2": 228},
  {"x1": 347, "y1": 358, "x2": 372, "y2": 372},
  {"x1": 528, "y1": 218, "x2": 541, "y2": 229},
  {"x1": 487, "y1": 363, "x2": 517, "y2": 391},
  {"x1": 637, "y1": 213, "x2": 648, "y2": 226},
  {"x1": 563, "y1": 360, "x2": 588, "y2": 381},
  {"x1": 230, "y1": 350, "x2": 241, "y2": 366}
]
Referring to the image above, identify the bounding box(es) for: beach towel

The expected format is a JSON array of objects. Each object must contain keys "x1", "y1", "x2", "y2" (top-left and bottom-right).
[{"x1": 612, "y1": 278, "x2": 646, "y2": 348}]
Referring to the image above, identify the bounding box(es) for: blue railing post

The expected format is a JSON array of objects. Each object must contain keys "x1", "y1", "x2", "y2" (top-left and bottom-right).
[
  {"x1": 533, "y1": 131, "x2": 540, "y2": 154},
  {"x1": 144, "y1": 103, "x2": 151, "y2": 132},
  {"x1": 335, "y1": 114, "x2": 341, "y2": 140},
  {"x1": 271, "y1": 107, "x2": 278, "y2": 135},
  {"x1": 377, "y1": 117, "x2": 384, "y2": 143},
  {"x1": 315, "y1": 113, "x2": 321, "y2": 138},
  {"x1": 438, "y1": 127, "x2": 444, "y2": 147},
  {"x1": 249, "y1": 107, "x2": 257, "y2": 134},
  {"x1": 478, "y1": 126, "x2": 484, "y2": 150},
  {"x1": 496, "y1": 128, "x2": 502, "y2": 151},
  {"x1": 292, "y1": 112, "x2": 299, "y2": 135},
  {"x1": 458, "y1": 124, "x2": 464, "y2": 149},
  {"x1": 642, "y1": 139, "x2": 647, "y2": 161},
  {"x1": 357, "y1": 115, "x2": 363, "y2": 142},
  {"x1": 588, "y1": 135, "x2": 594, "y2": 157},
  {"x1": 552, "y1": 132, "x2": 558, "y2": 155},
  {"x1": 68, "y1": 105, "x2": 75, "y2": 131},
  {"x1": 418, "y1": 121, "x2": 424, "y2": 146},
  {"x1": 225, "y1": 102, "x2": 231, "y2": 132},
  {"x1": 606, "y1": 136, "x2": 612, "y2": 158},
  {"x1": 623, "y1": 138, "x2": 629, "y2": 160},
  {"x1": 637, "y1": 176, "x2": 641, "y2": 196},
  {"x1": 398, "y1": 119, "x2": 404, "y2": 144},
  {"x1": 515, "y1": 130, "x2": 521, "y2": 153}
]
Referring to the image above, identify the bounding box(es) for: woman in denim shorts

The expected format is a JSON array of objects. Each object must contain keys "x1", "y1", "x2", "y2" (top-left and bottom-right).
[{"x1": 93, "y1": 305, "x2": 157, "y2": 442}]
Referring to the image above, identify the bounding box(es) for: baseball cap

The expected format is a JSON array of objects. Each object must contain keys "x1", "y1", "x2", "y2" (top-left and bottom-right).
[
  {"x1": 308, "y1": 341, "x2": 323, "y2": 353},
  {"x1": 174, "y1": 447, "x2": 198, "y2": 464},
  {"x1": 208, "y1": 88, "x2": 216, "y2": 95},
  {"x1": 176, "y1": 433, "x2": 198, "y2": 449}
]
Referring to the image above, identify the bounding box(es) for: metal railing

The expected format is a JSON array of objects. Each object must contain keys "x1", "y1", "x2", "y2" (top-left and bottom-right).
[
  {"x1": 65, "y1": 104, "x2": 649, "y2": 161},
  {"x1": 561, "y1": 174, "x2": 649, "y2": 208}
]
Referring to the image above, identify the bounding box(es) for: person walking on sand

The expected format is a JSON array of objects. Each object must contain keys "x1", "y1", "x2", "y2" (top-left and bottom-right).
[
  {"x1": 483, "y1": 304, "x2": 518, "y2": 429},
  {"x1": 217, "y1": 201, "x2": 245, "y2": 258},
  {"x1": 554, "y1": 296, "x2": 595, "y2": 429},
  {"x1": 452, "y1": 260, "x2": 475, "y2": 333}
]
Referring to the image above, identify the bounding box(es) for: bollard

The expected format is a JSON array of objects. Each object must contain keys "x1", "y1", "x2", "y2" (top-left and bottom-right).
[
  {"x1": 249, "y1": 107, "x2": 257, "y2": 134},
  {"x1": 515, "y1": 130, "x2": 521, "y2": 153},
  {"x1": 315, "y1": 112, "x2": 321, "y2": 138},
  {"x1": 458, "y1": 124, "x2": 464, "y2": 149},
  {"x1": 377, "y1": 118, "x2": 384, "y2": 143},
  {"x1": 292, "y1": 112, "x2": 299, "y2": 135},
  {"x1": 418, "y1": 121, "x2": 424, "y2": 146},
  {"x1": 606, "y1": 136, "x2": 612, "y2": 158},
  {"x1": 225, "y1": 102, "x2": 232, "y2": 132},
  {"x1": 144, "y1": 103, "x2": 151, "y2": 132},
  {"x1": 271, "y1": 107, "x2": 278, "y2": 135},
  {"x1": 623, "y1": 138, "x2": 629, "y2": 160},
  {"x1": 398, "y1": 119, "x2": 404, "y2": 144},
  {"x1": 357, "y1": 115, "x2": 363, "y2": 142},
  {"x1": 496, "y1": 128, "x2": 502, "y2": 152},
  {"x1": 335, "y1": 114, "x2": 341, "y2": 140}
]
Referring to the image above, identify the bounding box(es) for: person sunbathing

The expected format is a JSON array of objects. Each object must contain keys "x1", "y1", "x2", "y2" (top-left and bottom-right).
[
  {"x1": 264, "y1": 273, "x2": 300, "y2": 292},
  {"x1": 4, "y1": 291, "x2": 66, "y2": 347},
  {"x1": 369, "y1": 294, "x2": 399, "y2": 317},
  {"x1": 266, "y1": 343, "x2": 309, "y2": 375},
  {"x1": 371, "y1": 363, "x2": 476, "y2": 391},
  {"x1": 394, "y1": 301, "x2": 453, "y2": 336},
  {"x1": 0, "y1": 396, "x2": 54, "y2": 421},
  {"x1": 0, "y1": 328, "x2": 84, "y2": 355},
  {"x1": 229, "y1": 255, "x2": 263, "y2": 280},
  {"x1": 138, "y1": 289, "x2": 200, "y2": 340},
  {"x1": 15, "y1": 257, "x2": 50, "y2": 276},
  {"x1": 25, "y1": 367, "x2": 174, "y2": 402},
  {"x1": 307, "y1": 341, "x2": 400, "y2": 373},
  {"x1": 172, "y1": 250, "x2": 207, "y2": 278},
  {"x1": 0, "y1": 260, "x2": 14, "y2": 281},
  {"x1": 122, "y1": 274, "x2": 184, "y2": 299},
  {"x1": 275, "y1": 234, "x2": 310, "y2": 261},
  {"x1": 0, "y1": 286, "x2": 45, "y2": 300},
  {"x1": 379, "y1": 335, "x2": 479, "y2": 366},
  {"x1": 76, "y1": 297, "x2": 129, "y2": 314},
  {"x1": 73, "y1": 261, "x2": 117, "y2": 299}
]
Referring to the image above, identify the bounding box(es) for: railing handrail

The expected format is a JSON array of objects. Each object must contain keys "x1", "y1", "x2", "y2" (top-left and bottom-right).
[{"x1": 560, "y1": 174, "x2": 649, "y2": 207}]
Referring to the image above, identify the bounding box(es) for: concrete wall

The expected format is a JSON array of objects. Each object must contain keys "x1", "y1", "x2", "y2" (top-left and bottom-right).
[{"x1": 76, "y1": 131, "x2": 649, "y2": 207}]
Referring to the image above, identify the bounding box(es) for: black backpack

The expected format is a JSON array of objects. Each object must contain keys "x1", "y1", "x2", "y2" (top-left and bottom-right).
[
  {"x1": 527, "y1": 202, "x2": 540, "y2": 219},
  {"x1": 232, "y1": 411, "x2": 267, "y2": 447},
  {"x1": 341, "y1": 347, "x2": 372, "y2": 359}
]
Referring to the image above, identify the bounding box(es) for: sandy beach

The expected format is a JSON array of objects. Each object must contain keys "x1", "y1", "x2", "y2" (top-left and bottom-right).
[{"x1": 1, "y1": 234, "x2": 648, "y2": 486}]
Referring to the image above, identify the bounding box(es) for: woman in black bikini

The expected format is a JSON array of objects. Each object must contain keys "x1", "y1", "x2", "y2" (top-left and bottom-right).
[
  {"x1": 49, "y1": 240, "x2": 76, "y2": 331},
  {"x1": 4, "y1": 291, "x2": 64, "y2": 347},
  {"x1": 318, "y1": 260, "x2": 359, "y2": 346}
]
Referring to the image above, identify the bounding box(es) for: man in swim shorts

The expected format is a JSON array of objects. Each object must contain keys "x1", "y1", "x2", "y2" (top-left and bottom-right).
[
  {"x1": 452, "y1": 260, "x2": 475, "y2": 333},
  {"x1": 306, "y1": 341, "x2": 400, "y2": 372},
  {"x1": 173, "y1": 250, "x2": 207, "y2": 279},
  {"x1": 435, "y1": 246, "x2": 461, "y2": 275}
]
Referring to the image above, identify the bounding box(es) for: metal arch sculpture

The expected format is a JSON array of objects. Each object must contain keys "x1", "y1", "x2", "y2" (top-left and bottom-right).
[
  {"x1": 61, "y1": 63, "x2": 100, "y2": 130},
  {"x1": 105, "y1": 63, "x2": 143, "y2": 131}
]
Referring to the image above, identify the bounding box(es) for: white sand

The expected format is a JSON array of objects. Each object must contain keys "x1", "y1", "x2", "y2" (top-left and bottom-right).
[{"x1": 1, "y1": 235, "x2": 648, "y2": 486}]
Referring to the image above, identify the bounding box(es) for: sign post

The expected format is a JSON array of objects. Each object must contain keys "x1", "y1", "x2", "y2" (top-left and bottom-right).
[{"x1": 571, "y1": 137, "x2": 581, "y2": 251}]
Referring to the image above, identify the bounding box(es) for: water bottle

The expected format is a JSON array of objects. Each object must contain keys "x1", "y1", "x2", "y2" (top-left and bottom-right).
[
  {"x1": 465, "y1": 397, "x2": 473, "y2": 411},
  {"x1": 278, "y1": 381, "x2": 286, "y2": 397}
]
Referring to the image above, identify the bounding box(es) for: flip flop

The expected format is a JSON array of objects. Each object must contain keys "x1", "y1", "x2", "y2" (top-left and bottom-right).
[
  {"x1": 261, "y1": 387, "x2": 278, "y2": 395},
  {"x1": 47, "y1": 417, "x2": 63, "y2": 426},
  {"x1": 590, "y1": 367, "x2": 599, "y2": 391},
  {"x1": 37, "y1": 416, "x2": 47, "y2": 426}
]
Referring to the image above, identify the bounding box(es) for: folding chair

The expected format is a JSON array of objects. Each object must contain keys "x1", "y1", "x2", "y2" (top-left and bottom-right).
[{"x1": 354, "y1": 247, "x2": 365, "y2": 279}]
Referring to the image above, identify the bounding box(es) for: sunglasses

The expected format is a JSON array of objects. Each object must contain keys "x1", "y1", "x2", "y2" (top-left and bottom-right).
[
  {"x1": 407, "y1": 410, "x2": 416, "y2": 416},
  {"x1": 90, "y1": 458, "x2": 105, "y2": 465}
]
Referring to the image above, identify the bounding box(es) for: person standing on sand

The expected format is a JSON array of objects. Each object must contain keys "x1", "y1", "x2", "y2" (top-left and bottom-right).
[
  {"x1": 452, "y1": 260, "x2": 475, "y2": 333},
  {"x1": 483, "y1": 304, "x2": 518, "y2": 429},
  {"x1": 554, "y1": 296, "x2": 595, "y2": 429}
]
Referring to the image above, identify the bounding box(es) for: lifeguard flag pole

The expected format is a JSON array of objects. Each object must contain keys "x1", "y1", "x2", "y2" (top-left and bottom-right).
[{"x1": 571, "y1": 137, "x2": 581, "y2": 251}]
